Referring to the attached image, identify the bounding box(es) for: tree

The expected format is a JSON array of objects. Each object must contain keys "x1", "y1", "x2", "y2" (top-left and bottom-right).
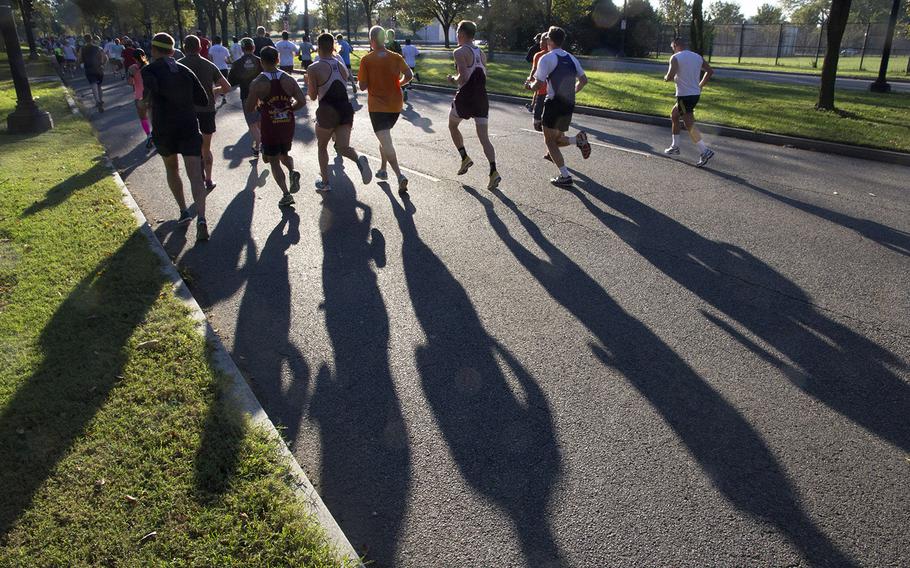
[
  {"x1": 392, "y1": 0, "x2": 432, "y2": 35},
  {"x1": 659, "y1": 0, "x2": 691, "y2": 34},
  {"x1": 752, "y1": 3, "x2": 783, "y2": 23},
  {"x1": 690, "y1": 0, "x2": 705, "y2": 52},
  {"x1": 400, "y1": 0, "x2": 474, "y2": 48},
  {"x1": 706, "y1": 0, "x2": 744, "y2": 23},
  {"x1": 783, "y1": 0, "x2": 829, "y2": 25},
  {"x1": 359, "y1": 0, "x2": 382, "y2": 27},
  {"x1": 817, "y1": 0, "x2": 853, "y2": 109},
  {"x1": 14, "y1": 0, "x2": 39, "y2": 57}
]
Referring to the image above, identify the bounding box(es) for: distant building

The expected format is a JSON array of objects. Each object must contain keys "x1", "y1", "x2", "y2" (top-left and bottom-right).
[{"x1": 414, "y1": 22, "x2": 456, "y2": 44}]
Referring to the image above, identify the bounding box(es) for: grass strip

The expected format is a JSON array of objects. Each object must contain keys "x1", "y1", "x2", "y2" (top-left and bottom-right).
[
  {"x1": 353, "y1": 50, "x2": 910, "y2": 152},
  {"x1": 0, "y1": 72, "x2": 354, "y2": 566},
  {"x1": 637, "y1": 54, "x2": 910, "y2": 81}
]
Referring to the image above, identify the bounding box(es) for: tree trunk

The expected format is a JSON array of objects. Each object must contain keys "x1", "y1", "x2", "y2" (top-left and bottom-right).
[
  {"x1": 816, "y1": 0, "x2": 852, "y2": 110},
  {"x1": 690, "y1": 0, "x2": 704, "y2": 54},
  {"x1": 16, "y1": 0, "x2": 38, "y2": 58},
  {"x1": 220, "y1": 3, "x2": 228, "y2": 42},
  {"x1": 482, "y1": 0, "x2": 493, "y2": 61},
  {"x1": 243, "y1": 0, "x2": 251, "y2": 35}
]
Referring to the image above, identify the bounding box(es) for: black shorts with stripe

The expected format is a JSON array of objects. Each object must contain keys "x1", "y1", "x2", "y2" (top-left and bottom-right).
[{"x1": 676, "y1": 95, "x2": 700, "y2": 114}]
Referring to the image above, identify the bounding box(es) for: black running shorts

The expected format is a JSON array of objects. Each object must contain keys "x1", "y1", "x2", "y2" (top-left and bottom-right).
[
  {"x1": 676, "y1": 95, "x2": 700, "y2": 114},
  {"x1": 369, "y1": 111, "x2": 400, "y2": 132},
  {"x1": 541, "y1": 98, "x2": 574, "y2": 132},
  {"x1": 196, "y1": 111, "x2": 217, "y2": 135},
  {"x1": 261, "y1": 142, "x2": 292, "y2": 157},
  {"x1": 533, "y1": 94, "x2": 546, "y2": 121},
  {"x1": 85, "y1": 72, "x2": 103, "y2": 85},
  {"x1": 316, "y1": 100, "x2": 355, "y2": 130},
  {"x1": 280, "y1": 65, "x2": 294, "y2": 74},
  {"x1": 153, "y1": 131, "x2": 203, "y2": 157},
  {"x1": 452, "y1": 88, "x2": 489, "y2": 120}
]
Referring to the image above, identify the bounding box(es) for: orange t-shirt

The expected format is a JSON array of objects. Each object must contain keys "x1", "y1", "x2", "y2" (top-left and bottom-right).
[
  {"x1": 531, "y1": 49, "x2": 549, "y2": 95},
  {"x1": 358, "y1": 50, "x2": 409, "y2": 113}
]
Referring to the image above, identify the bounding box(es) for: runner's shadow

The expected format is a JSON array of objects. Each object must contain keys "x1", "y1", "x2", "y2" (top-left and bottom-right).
[
  {"x1": 567, "y1": 122, "x2": 654, "y2": 154},
  {"x1": 113, "y1": 139, "x2": 157, "y2": 181},
  {"x1": 223, "y1": 131, "x2": 254, "y2": 169},
  {"x1": 309, "y1": 178, "x2": 409, "y2": 565},
  {"x1": 707, "y1": 168, "x2": 910, "y2": 258},
  {"x1": 0, "y1": 232, "x2": 165, "y2": 534},
  {"x1": 465, "y1": 185, "x2": 859, "y2": 567},
  {"x1": 384, "y1": 183, "x2": 564, "y2": 568},
  {"x1": 401, "y1": 102, "x2": 434, "y2": 133},
  {"x1": 21, "y1": 161, "x2": 109, "y2": 217},
  {"x1": 568, "y1": 169, "x2": 909, "y2": 456}
]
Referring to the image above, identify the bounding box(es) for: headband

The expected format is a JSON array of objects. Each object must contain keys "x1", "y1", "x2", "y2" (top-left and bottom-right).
[{"x1": 151, "y1": 40, "x2": 173, "y2": 50}]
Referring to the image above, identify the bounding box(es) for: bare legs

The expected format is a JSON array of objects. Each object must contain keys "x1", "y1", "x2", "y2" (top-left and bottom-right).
[
  {"x1": 375, "y1": 129, "x2": 402, "y2": 178},
  {"x1": 201, "y1": 133, "x2": 214, "y2": 186},
  {"x1": 543, "y1": 127, "x2": 571, "y2": 169},
  {"x1": 160, "y1": 153, "x2": 205, "y2": 219},
  {"x1": 317, "y1": 124, "x2": 361, "y2": 184}
]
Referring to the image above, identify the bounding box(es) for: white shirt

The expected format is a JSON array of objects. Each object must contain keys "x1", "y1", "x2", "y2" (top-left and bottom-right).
[
  {"x1": 275, "y1": 39, "x2": 298, "y2": 67},
  {"x1": 208, "y1": 44, "x2": 230, "y2": 69},
  {"x1": 103, "y1": 41, "x2": 114, "y2": 55},
  {"x1": 401, "y1": 44, "x2": 419, "y2": 68},
  {"x1": 63, "y1": 44, "x2": 76, "y2": 60},
  {"x1": 534, "y1": 48, "x2": 585, "y2": 100},
  {"x1": 230, "y1": 42, "x2": 243, "y2": 61},
  {"x1": 298, "y1": 41, "x2": 312, "y2": 61},
  {"x1": 670, "y1": 50, "x2": 703, "y2": 97}
]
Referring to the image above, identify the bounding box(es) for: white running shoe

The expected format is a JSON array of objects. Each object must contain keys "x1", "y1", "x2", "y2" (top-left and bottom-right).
[
  {"x1": 696, "y1": 148, "x2": 715, "y2": 168},
  {"x1": 315, "y1": 178, "x2": 331, "y2": 192},
  {"x1": 664, "y1": 146, "x2": 680, "y2": 155}
]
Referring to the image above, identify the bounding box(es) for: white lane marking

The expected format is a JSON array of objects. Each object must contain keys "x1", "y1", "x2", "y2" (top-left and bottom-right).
[
  {"x1": 360, "y1": 153, "x2": 441, "y2": 182},
  {"x1": 519, "y1": 128, "x2": 652, "y2": 157}
]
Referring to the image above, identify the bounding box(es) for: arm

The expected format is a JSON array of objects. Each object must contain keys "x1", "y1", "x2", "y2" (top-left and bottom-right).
[
  {"x1": 699, "y1": 60, "x2": 714, "y2": 88},
  {"x1": 527, "y1": 53, "x2": 549, "y2": 91},
  {"x1": 213, "y1": 72, "x2": 232, "y2": 96},
  {"x1": 244, "y1": 79, "x2": 262, "y2": 113},
  {"x1": 399, "y1": 59, "x2": 413, "y2": 88},
  {"x1": 306, "y1": 64, "x2": 319, "y2": 101},
  {"x1": 357, "y1": 59, "x2": 368, "y2": 92},
  {"x1": 664, "y1": 56, "x2": 678, "y2": 82},
  {"x1": 575, "y1": 74, "x2": 588, "y2": 93},
  {"x1": 286, "y1": 75, "x2": 306, "y2": 110},
  {"x1": 448, "y1": 47, "x2": 468, "y2": 86}
]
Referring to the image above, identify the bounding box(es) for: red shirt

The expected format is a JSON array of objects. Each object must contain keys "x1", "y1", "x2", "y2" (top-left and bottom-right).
[
  {"x1": 122, "y1": 47, "x2": 136, "y2": 69},
  {"x1": 200, "y1": 37, "x2": 211, "y2": 59},
  {"x1": 531, "y1": 49, "x2": 549, "y2": 95}
]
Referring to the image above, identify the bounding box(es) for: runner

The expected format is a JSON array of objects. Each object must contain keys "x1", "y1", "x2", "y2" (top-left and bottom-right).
[
  {"x1": 77, "y1": 35, "x2": 107, "y2": 112},
  {"x1": 297, "y1": 34, "x2": 313, "y2": 70},
  {"x1": 228, "y1": 37, "x2": 264, "y2": 157},
  {"x1": 197, "y1": 30, "x2": 211, "y2": 59},
  {"x1": 245, "y1": 46, "x2": 306, "y2": 207},
  {"x1": 308, "y1": 33, "x2": 372, "y2": 191},
  {"x1": 336, "y1": 34, "x2": 356, "y2": 91},
  {"x1": 109, "y1": 38, "x2": 125, "y2": 79},
  {"x1": 127, "y1": 48, "x2": 153, "y2": 148},
  {"x1": 208, "y1": 35, "x2": 232, "y2": 104},
  {"x1": 230, "y1": 36, "x2": 243, "y2": 62},
  {"x1": 526, "y1": 26, "x2": 591, "y2": 187},
  {"x1": 447, "y1": 21, "x2": 500, "y2": 191},
  {"x1": 122, "y1": 40, "x2": 137, "y2": 78},
  {"x1": 275, "y1": 31, "x2": 298, "y2": 74},
  {"x1": 358, "y1": 25, "x2": 413, "y2": 194},
  {"x1": 385, "y1": 29, "x2": 402, "y2": 55},
  {"x1": 62, "y1": 40, "x2": 77, "y2": 77},
  {"x1": 527, "y1": 32, "x2": 548, "y2": 132},
  {"x1": 402, "y1": 38, "x2": 420, "y2": 81},
  {"x1": 663, "y1": 36, "x2": 715, "y2": 167},
  {"x1": 141, "y1": 32, "x2": 212, "y2": 241},
  {"x1": 180, "y1": 35, "x2": 232, "y2": 192},
  {"x1": 253, "y1": 26, "x2": 274, "y2": 57}
]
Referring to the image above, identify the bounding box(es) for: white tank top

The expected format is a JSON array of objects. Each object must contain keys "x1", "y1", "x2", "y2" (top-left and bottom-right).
[
  {"x1": 463, "y1": 45, "x2": 486, "y2": 78},
  {"x1": 672, "y1": 50, "x2": 703, "y2": 97},
  {"x1": 316, "y1": 58, "x2": 345, "y2": 100}
]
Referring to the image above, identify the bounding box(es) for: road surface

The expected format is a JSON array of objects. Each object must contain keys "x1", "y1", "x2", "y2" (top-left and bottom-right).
[{"x1": 72, "y1": 74, "x2": 909, "y2": 567}]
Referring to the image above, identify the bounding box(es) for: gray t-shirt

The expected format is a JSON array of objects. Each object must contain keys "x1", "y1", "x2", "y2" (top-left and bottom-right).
[{"x1": 179, "y1": 53, "x2": 221, "y2": 112}]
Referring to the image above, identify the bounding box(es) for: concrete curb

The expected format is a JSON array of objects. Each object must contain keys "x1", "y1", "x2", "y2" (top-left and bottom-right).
[
  {"x1": 61, "y1": 82, "x2": 363, "y2": 567},
  {"x1": 411, "y1": 83, "x2": 910, "y2": 167}
]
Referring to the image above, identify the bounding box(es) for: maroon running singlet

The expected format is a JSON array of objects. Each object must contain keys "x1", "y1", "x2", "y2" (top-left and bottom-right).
[{"x1": 259, "y1": 70, "x2": 295, "y2": 156}]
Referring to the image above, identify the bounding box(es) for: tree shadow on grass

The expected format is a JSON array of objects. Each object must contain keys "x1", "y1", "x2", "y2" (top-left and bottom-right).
[
  {"x1": 383, "y1": 184, "x2": 564, "y2": 568},
  {"x1": 566, "y1": 169, "x2": 910, "y2": 456},
  {"x1": 0, "y1": 231, "x2": 165, "y2": 536},
  {"x1": 465, "y1": 185, "x2": 859, "y2": 567},
  {"x1": 20, "y1": 161, "x2": 109, "y2": 218}
]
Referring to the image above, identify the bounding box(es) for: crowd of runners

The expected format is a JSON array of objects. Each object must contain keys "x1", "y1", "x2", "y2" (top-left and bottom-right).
[{"x1": 62, "y1": 21, "x2": 715, "y2": 243}]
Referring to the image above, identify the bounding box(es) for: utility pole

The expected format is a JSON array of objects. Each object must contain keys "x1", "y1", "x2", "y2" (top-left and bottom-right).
[
  {"x1": 870, "y1": 0, "x2": 902, "y2": 92},
  {"x1": 0, "y1": 1, "x2": 52, "y2": 133},
  {"x1": 304, "y1": 0, "x2": 309, "y2": 37},
  {"x1": 620, "y1": 0, "x2": 627, "y2": 57}
]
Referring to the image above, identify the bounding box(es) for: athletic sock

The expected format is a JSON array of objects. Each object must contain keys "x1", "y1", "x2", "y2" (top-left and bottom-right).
[
  {"x1": 696, "y1": 140, "x2": 708, "y2": 153},
  {"x1": 566, "y1": 136, "x2": 577, "y2": 144},
  {"x1": 489, "y1": 161, "x2": 496, "y2": 174},
  {"x1": 559, "y1": 166, "x2": 569, "y2": 177},
  {"x1": 457, "y1": 147, "x2": 467, "y2": 160},
  {"x1": 672, "y1": 134, "x2": 679, "y2": 147},
  {"x1": 140, "y1": 118, "x2": 150, "y2": 135}
]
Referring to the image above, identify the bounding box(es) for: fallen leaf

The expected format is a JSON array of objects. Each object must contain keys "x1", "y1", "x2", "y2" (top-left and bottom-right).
[
  {"x1": 124, "y1": 495, "x2": 139, "y2": 505},
  {"x1": 139, "y1": 531, "x2": 157, "y2": 544},
  {"x1": 137, "y1": 340, "x2": 160, "y2": 350},
  {"x1": 94, "y1": 478, "x2": 106, "y2": 491}
]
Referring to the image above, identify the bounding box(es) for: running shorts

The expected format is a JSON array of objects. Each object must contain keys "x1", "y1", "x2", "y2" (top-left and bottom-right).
[
  {"x1": 301, "y1": 60, "x2": 311, "y2": 70},
  {"x1": 153, "y1": 131, "x2": 203, "y2": 157},
  {"x1": 316, "y1": 99, "x2": 355, "y2": 130},
  {"x1": 280, "y1": 65, "x2": 294, "y2": 74},
  {"x1": 261, "y1": 142, "x2": 292, "y2": 156},
  {"x1": 369, "y1": 111, "x2": 399, "y2": 132},
  {"x1": 85, "y1": 72, "x2": 103, "y2": 85},
  {"x1": 196, "y1": 111, "x2": 217, "y2": 135},
  {"x1": 541, "y1": 98, "x2": 574, "y2": 132},
  {"x1": 677, "y1": 95, "x2": 700, "y2": 113},
  {"x1": 452, "y1": 88, "x2": 489, "y2": 121}
]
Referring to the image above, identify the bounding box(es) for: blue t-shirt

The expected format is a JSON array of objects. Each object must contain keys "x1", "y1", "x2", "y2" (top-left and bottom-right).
[{"x1": 338, "y1": 40, "x2": 352, "y2": 66}]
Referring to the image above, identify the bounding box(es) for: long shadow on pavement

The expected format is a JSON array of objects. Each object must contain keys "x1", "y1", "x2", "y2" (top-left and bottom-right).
[
  {"x1": 384, "y1": 185, "x2": 564, "y2": 568},
  {"x1": 308, "y1": 177, "x2": 410, "y2": 565},
  {"x1": 567, "y1": 169, "x2": 910, "y2": 455},
  {"x1": 465, "y1": 186, "x2": 859, "y2": 567},
  {"x1": 0, "y1": 232, "x2": 164, "y2": 535}
]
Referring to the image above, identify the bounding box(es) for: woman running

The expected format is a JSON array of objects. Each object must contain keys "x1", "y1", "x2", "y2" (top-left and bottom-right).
[
  {"x1": 127, "y1": 48, "x2": 153, "y2": 149},
  {"x1": 307, "y1": 33, "x2": 371, "y2": 191}
]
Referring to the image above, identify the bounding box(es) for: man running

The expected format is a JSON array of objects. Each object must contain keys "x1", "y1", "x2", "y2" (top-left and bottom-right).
[
  {"x1": 77, "y1": 35, "x2": 107, "y2": 112},
  {"x1": 275, "y1": 31, "x2": 298, "y2": 74},
  {"x1": 228, "y1": 37, "x2": 264, "y2": 157},
  {"x1": 336, "y1": 34, "x2": 356, "y2": 91},
  {"x1": 526, "y1": 26, "x2": 591, "y2": 187},
  {"x1": 141, "y1": 32, "x2": 212, "y2": 241},
  {"x1": 109, "y1": 38, "x2": 125, "y2": 78},
  {"x1": 402, "y1": 38, "x2": 420, "y2": 82},
  {"x1": 385, "y1": 29, "x2": 402, "y2": 55},
  {"x1": 197, "y1": 30, "x2": 211, "y2": 59},
  {"x1": 245, "y1": 46, "x2": 305, "y2": 207},
  {"x1": 253, "y1": 26, "x2": 274, "y2": 56},
  {"x1": 62, "y1": 39, "x2": 77, "y2": 77},
  {"x1": 527, "y1": 32, "x2": 549, "y2": 132},
  {"x1": 664, "y1": 36, "x2": 715, "y2": 167},
  {"x1": 208, "y1": 35, "x2": 231, "y2": 104},
  {"x1": 230, "y1": 36, "x2": 243, "y2": 62},
  {"x1": 180, "y1": 35, "x2": 232, "y2": 192},
  {"x1": 297, "y1": 34, "x2": 313, "y2": 70},
  {"x1": 308, "y1": 33, "x2": 371, "y2": 191},
  {"x1": 447, "y1": 21, "x2": 500, "y2": 191},
  {"x1": 358, "y1": 25, "x2": 412, "y2": 194}
]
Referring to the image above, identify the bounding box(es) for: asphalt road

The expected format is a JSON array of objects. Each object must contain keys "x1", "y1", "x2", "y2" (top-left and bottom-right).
[{"x1": 71, "y1": 73, "x2": 909, "y2": 567}]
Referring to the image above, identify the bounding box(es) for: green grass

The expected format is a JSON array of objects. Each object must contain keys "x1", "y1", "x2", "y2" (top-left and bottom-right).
[
  {"x1": 388, "y1": 53, "x2": 910, "y2": 152},
  {"x1": 641, "y1": 54, "x2": 910, "y2": 80},
  {"x1": 0, "y1": 75, "x2": 354, "y2": 565}
]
